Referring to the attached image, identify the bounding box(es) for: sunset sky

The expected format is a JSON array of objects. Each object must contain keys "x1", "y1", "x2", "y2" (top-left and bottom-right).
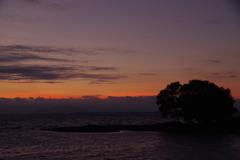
[{"x1": 0, "y1": 0, "x2": 240, "y2": 99}]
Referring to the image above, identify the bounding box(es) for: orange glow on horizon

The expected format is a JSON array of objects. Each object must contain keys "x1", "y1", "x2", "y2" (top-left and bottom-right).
[
  {"x1": 0, "y1": 92, "x2": 81, "y2": 99},
  {"x1": 0, "y1": 92, "x2": 158, "y2": 99},
  {"x1": 1, "y1": 92, "x2": 240, "y2": 99},
  {"x1": 0, "y1": 90, "x2": 239, "y2": 99}
]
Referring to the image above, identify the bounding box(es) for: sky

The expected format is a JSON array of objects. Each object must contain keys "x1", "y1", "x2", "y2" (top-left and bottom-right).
[{"x1": 0, "y1": 0, "x2": 240, "y2": 112}]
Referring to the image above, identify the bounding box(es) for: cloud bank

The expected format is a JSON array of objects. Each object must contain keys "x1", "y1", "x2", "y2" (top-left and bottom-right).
[
  {"x1": 0, "y1": 45, "x2": 94, "y2": 55},
  {"x1": 0, "y1": 96, "x2": 239, "y2": 115},
  {"x1": 0, "y1": 96, "x2": 158, "y2": 114}
]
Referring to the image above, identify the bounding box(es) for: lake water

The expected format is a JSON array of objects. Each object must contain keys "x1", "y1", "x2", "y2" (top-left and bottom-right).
[{"x1": 1, "y1": 112, "x2": 240, "y2": 160}]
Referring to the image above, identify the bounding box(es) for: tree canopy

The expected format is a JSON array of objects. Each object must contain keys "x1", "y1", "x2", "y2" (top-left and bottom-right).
[{"x1": 156, "y1": 80, "x2": 238, "y2": 123}]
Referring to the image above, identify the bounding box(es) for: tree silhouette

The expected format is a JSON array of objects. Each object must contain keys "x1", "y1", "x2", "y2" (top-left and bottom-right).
[
  {"x1": 156, "y1": 82, "x2": 181, "y2": 122},
  {"x1": 157, "y1": 80, "x2": 238, "y2": 123}
]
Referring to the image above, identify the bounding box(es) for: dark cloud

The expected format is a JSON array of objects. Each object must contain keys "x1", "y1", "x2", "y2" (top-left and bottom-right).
[
  {"x1": 0, "y1": 45, "x2": 137, "y2": 56},
  {"x1": 80, "y1": 60, "x2": 92, "y2": 63},
  {"x1": 0, "y1": 96, "x2": 158, "y2": 114},
  {"x1": 0, "y1": 53, "x2": 74, "y2": 63},
  {"x1": 0, "y1": 45, "x2": 84, "y2": 55},
  {"x1": 208, "y1": 60, "x2": 221, "y2": 63},
  {"x1": 1, "y1": 96, "x2": 238, "y2": 114},
  {"x1": 88, "y1": 66, "x2": 116, "y2": 71},
  {"x1": 210, "y1": 72, "x2": 238, "y2": 79},
  {"x1": 76, "y1": 66, "x2": 117, "y2": 72},
  {"x1": 0, "y1": 65, "x2": 127, "y2": 83},
  {"x1": 81, "y1": 95, "x2": 101, "y2": 99},
  {"x1": 91, "y1": 47, "x2": 137, "y2": 54},
  {"x1": 138, "y1": 73, "x2": 158, "y2": 76},
  {"x1": 92, "y1": 48, "x2": 113, "y2": 51},
  {"x1": 88, "y1": 81, "x2": 107, "y2": 85},
  {"x1": 0, "y1": 44, "x2": 127, "y2": 83},
  {"x1": 228, "y1": 75, "x2": 238, "y2": 78},
  {"x1": 0, "y1": 65, "x2": 73, "y2": 81}
]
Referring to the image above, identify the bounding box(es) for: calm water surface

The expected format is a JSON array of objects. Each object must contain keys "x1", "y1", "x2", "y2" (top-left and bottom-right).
[{"x1": 0, "y1": 113, "x2": 240, "y2": 160}]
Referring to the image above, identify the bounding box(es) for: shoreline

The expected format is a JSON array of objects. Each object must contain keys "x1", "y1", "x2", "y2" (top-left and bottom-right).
[{"x1": 41, "y1": 122, "x2": 240, "y2": 134}]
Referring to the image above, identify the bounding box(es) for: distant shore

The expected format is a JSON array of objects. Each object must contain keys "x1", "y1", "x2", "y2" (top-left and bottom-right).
[{"x1": 41, "y1": 121, "x2": 240, "y2": 134}]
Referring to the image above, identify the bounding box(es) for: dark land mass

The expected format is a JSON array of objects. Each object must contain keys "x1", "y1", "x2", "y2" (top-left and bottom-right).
[{"x1": 41, "y1": 122, "x2": 240, "y2": 134}]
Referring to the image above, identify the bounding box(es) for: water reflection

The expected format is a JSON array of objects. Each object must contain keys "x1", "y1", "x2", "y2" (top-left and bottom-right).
[{"x1": 158, "y1": 132, "x2": 240, "y2": 160}]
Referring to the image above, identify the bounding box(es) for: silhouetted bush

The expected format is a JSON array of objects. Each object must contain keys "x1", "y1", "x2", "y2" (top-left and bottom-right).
[{"x1": 157, "y1": 79, "x2": 238, "y2": 123}]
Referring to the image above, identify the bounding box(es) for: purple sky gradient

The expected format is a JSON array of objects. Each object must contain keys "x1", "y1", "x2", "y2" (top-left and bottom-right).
[{"x1": 0, "y1": 0, "x2": 240, "y2": 105}]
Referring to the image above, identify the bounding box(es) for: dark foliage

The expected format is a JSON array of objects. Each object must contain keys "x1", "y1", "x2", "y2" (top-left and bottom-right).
[
  {"x1": 156, "y1": 79, "x2": 238, "y2": 123},
  {"x1": 156, "y1": 82, "x2": 182, "y2": 121}
]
